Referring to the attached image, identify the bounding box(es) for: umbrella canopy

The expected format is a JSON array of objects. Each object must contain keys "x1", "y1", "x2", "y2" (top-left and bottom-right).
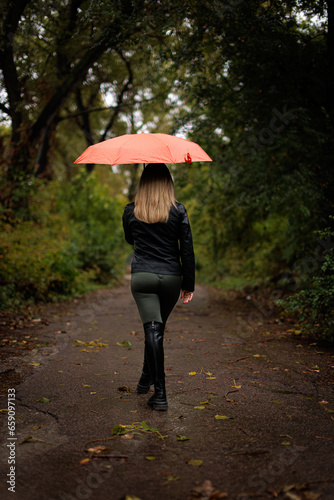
[{"x1": 74, "y1": 133, "x2": 212, "y2": 165}]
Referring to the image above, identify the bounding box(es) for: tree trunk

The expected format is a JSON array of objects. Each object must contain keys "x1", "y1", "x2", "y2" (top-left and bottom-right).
[{"x1": 326, "y1": 0, "x2": 334, "y2": 125}]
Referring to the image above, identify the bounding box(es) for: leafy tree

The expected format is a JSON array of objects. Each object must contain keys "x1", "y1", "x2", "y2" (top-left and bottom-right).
[
  {"x1": 172, "y1": 0, "x2": 334, "y2": 282},
  {"x1": 0, "y1": 0, "x2": 186, "y2": 212}
]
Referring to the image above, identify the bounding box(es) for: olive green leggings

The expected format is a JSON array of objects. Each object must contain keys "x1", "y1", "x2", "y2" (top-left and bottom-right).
[{"x1": 131, "y1": 272, "x2": 182, "y2": 325}]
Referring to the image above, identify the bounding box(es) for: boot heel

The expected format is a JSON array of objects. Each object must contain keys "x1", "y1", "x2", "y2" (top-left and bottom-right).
[{"x1": 148, "y1": 399, "x2": 168, "y2": 411}]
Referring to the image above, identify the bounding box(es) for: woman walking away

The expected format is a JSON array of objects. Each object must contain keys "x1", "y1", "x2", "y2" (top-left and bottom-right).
[{"x1": 122, "y1": 163, "x2": 195, "y2": 411}]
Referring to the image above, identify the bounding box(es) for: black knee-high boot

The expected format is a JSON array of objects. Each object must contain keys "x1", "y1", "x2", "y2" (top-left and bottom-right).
[
  {"x1": 144, "y1": 321, "x2": 168, "y2": 411},
  {"x1": 137, "y1": 348, "x2": 152, "y2": 394}
]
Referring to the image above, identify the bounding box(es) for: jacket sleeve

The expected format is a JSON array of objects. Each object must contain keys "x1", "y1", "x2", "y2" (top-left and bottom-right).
[
  {"x1": 122, "y1": 205, "x2": 134, "y2": 245},
  {"x1": 179, "y1": 205, "x2": 195, "y2": 292}
]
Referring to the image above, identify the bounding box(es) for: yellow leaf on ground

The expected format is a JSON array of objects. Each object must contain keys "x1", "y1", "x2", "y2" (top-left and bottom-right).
[
  {"x1": 80, "y1": 458, "x2": 90, "y2": 465},
  {"x1": 163, "y1": 475, "x2": 180, "y2": 485},
  {"x1": 188, "y1": 459, "x2": 203, "y2": 466}
]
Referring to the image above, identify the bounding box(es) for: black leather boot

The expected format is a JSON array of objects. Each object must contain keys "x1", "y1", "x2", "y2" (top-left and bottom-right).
[
  {"x1": 137, "y1": 348, "x2": 153, "y2": 393},
  {"x1": 144, "y1": 321, "x2": 168, "y2": 411}
]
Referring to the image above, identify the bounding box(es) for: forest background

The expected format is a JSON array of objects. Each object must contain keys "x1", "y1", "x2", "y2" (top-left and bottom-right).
[{"x1": 0, "y1": 0, "x2": 333, "y2": 341}]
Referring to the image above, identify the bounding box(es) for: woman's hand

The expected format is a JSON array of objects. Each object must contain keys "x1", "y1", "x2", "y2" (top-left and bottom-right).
[{"x1": 180, "y1": 290, "x2": 193, "y2": 304}]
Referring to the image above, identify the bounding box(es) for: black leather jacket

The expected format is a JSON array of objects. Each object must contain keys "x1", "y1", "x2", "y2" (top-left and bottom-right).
[{"x1": 122, "y1": 202, "x2": 195, "y2": 291}]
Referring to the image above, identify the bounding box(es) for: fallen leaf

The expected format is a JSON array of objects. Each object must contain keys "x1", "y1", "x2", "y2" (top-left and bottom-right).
[
  {"x1": 323, "y1": 407, "x2": 334, "y2": 413},
  {"x1": 113, "y1": 424, "x2": 128, "y2": 435},
  {"x1": 177, "y1": 435, "x2": 189, "y2": 441},
  {"x1": 188, "y1": 372, "x2": 197, "y2": 376},
  {"x1": 145, "y1": 456, "x2": 157, "y2": 461},
  {"x1": 80, "y1": 458, "x2": 91, "y2": 465},
  {"x1": 121, "y1": 434, "x2": 134, "y2": 440},
  {"x1": 280, "y1": 484, "x2": 320, "y2": 500},
  {"x1": 163, "y1": 475, "x2": 180, "y2": 485},
  {"x1": 116, "y1": 340, "x2": 132, "y2": 347},
  {"x1": 118, "y1": 386, "x2": 132, "y2": 393},
  {"x1": 215, "y1": 415, "x2": 231, "y2": 420},
  {"x1": 188, "y1": 459, "x2": 203, "y2": 466},
  {"x1": 87, "y1": 446, "x2": 109, "y2": 453},
  {"x1": 194, "y1": 406, "x2": 206, "y2": 410},
  {"x1": 19, "y1": 436, "x2": 46, "y2": 445},
  {"x1": 37, "y1": 397, "x2": 51, "y2": 403},
  {"x1": 19, "y1": 435, "x2": 33, "y2": 444},
  {"x1": 189, "y1": 480, "x2": 228, "y2": 499}
]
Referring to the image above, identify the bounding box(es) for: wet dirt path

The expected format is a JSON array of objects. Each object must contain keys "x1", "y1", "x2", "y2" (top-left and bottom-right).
[{"x1": 0, "y1": 282, "x2": 334, "y2": 500}]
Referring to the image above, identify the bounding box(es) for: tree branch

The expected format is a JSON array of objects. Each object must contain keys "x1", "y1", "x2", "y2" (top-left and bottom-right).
[
  {"x1": 100, "y1": 50, "x2": 133, "y2": 142},
  {"x1": 0, "y1": 102, "x2": 10, "y2": 115},
  {"x1": 57, "y1": 91, "x2": 170, "y2": 122},
  {"x1": 29, "y1": 21, "x2": 127, "y2": 144},
  {"x1": 0, "y1": 0, "x2": 31, "y2": 132}
]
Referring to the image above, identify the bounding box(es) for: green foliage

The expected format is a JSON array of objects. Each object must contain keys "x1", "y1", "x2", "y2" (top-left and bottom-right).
[
  {"x1": 172, "y1": 0, "x2": 334, "y2": 301},
  {"x1": 0, "y1": 171, "x2": 127, "y2": 310},
  {"x1": 0, "y1": 214, "x2": 82, "y2": 309},
  {"x1": 278, "y1": 224, "x2": 334, "y2": 342},
  {"x1": 174, "y1": 161, "x2": 294, "y2": 287},
  {"x1": 57, "y1": 170, "x2": 126, "y2": 285}
]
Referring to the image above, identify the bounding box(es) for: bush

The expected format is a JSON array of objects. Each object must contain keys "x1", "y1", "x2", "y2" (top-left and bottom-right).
[
  {"x1": 0, "y1": 171, "x2": 127, "y2": 310},
  {"x1": 279, "y1": 224, "x2": 334, "y2": 342},
  {"x1": 57, "y1": 170, "x2": 126, "y2": 284},
  {"x1": 0, "y1": 216, "x2": 83, "y2": 308}
]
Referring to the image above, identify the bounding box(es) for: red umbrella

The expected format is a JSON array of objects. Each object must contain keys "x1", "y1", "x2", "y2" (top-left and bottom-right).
[{"x1": 74, "y1": 133, "x2": 212, "y2": 165}]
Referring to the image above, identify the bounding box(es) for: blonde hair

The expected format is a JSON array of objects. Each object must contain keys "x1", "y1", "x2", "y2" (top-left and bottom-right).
[{"x1": 134, "y1": 163, "x2": 176, "y2": 223}]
